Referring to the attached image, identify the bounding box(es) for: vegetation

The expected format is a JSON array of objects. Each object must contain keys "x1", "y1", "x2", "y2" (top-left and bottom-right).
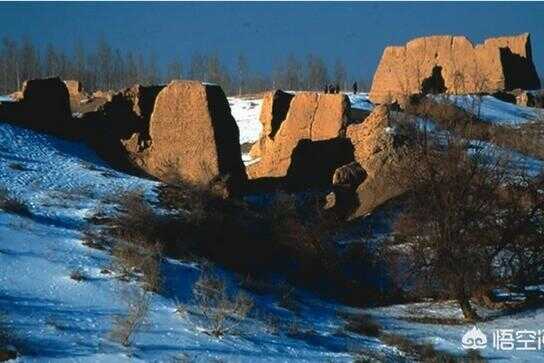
[
  {"x1": 0, "y1": 187, "x2": 30, "y2": 216},
  {"x1": 392, "y1": 97, "x2": 544, "y2": 321},
  {"x1": 0, "y1": 36, "x2": 368, "y2": 95},
  {"x1": 341, "y1": 313, "x2": 382, "y2": 337},
  {"x1": 190, "y1": 269, "x2": 254, "y2": 337},
  {"x1": 110, "y1": 288, "x2": 150, "y2": 347}
]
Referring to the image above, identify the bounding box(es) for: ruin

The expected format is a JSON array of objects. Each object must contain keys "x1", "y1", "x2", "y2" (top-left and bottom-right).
[{"x1": 369, "y1": 33, "x2": 541, "y2": 104}]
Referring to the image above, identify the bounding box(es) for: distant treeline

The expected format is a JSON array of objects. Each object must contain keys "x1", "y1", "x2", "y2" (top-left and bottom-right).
[{"x1": 0, "y1": 36, "x2": 370, "y2": 96}]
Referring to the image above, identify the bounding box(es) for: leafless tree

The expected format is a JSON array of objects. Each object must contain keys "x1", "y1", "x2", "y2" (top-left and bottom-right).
[{"x1": 391, "y1": 97, "x2": 544, "y2": 321}]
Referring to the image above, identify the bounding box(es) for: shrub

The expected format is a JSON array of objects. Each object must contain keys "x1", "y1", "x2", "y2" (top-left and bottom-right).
[
  {"x1": 104, "y1": 191, "x2": 164, "y2": 292},
  {"x1": 81, "y1": 228, "x2": 108, "y2": 251},
  {"x1": 110, "y1": 289, "x2": 150, "y2": 347},
  {"x1": 261, "y1": 312, "x2": 280, "y2": 335},
  {"x1": 0, "y1": 188, "x2": 30, "y2": 216},
  {"x1": 8, "y1": 162, "x2": 26, "y2": 171},
  {"x1": 277, "y1": 284, "x2": 299, "y2": 313},
  {"x1": 238, "y1": 275, "x2": 274, "y2": 295},
  {"x1": 389, "y1": 100, "x2": 544, "y2": 320},
  {"x1": 112, "y1": 240, "x2": 162, "y2": 292},
  {"x1": 342, "y1": 313, "x2": 382, "y2": 337},
  {"x1": 191, "y1": 270, "x2": 253, "y2": 337}
]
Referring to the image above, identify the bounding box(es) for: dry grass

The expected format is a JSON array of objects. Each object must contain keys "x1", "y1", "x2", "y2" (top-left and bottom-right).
[
  {"x1": 342, "y1": 313, "x2": 382, "y2": 337},
  {"x1": 112, "y1": 240, "x2": 162, "y2": 292},
  {"x1": 101, "y1": 191, "x2": 165, "y2": 292},
  {"x1": 401, "y1": 315, "x2": 466, "y2": 325},
  {"x1": 191, "y1": 270, "x2": 254, "y2": 337},
  {"x1": 277, "y1": 284, "x2": 299, "y2": 313},
  {"x1": 110, "y1": 288, "x2": 150, "y2": 347},
  {"x1": 405, "y1": 96, "x2": 544, "y2": 160},
  {"x1": 0, "y1": 188, "x2": 30, "y2": 216},
  {"x1": 80, "y1": 229, "x2": 108, "y2": 251}
]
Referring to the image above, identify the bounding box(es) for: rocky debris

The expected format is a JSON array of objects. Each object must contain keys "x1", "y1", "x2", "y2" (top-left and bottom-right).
[
  {"x1": 64, "y1": 80, "x2": 88, "y2": 111},
  {"x1": 332, "y1": 161, "x2": 367, "y2": 188},
  {"x1": 370, "y1": 33, "x2": 541, "y2": 104},
  {"x1": 8, "y1": 90, "x2": 22, "y2": 101},
  {"x1": 64, "y1": 80, "x2": 83, "y2": 97},
  {"x1": 0, "y1": 77, "x2": 73, "y2": 137},
  {"x1": 248, "y1": 91, "x2": 352, "y2": 186},
  {"x1": 127, "y1": 81, "x2": 247, "y2": 195},
  {"x1": 92, "y1": 90, "x2": 114, "y2": 102},
  {"x1": 491, "y1": 89, "x2": 544, "y2": 108},
  {"x1": 82, "y1": 84, "x2": 165, "y2": 171},
  {"x1": 346, "y1": 105, "x2": 412, "y2": 217},
  {"x1": 324, "y1": 161, "x2": 367, "y2": 217},
  {"x1": 515, "y1": 90, "x2": 544, "y2": 108}
]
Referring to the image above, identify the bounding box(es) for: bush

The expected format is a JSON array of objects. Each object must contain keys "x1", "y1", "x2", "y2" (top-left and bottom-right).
[
  {"x1": 0, "y1": 188, "x2": 30, "y2": 216},
  {"x1": 191, "y1": 269, "x2": 253, "y2": 337},
  {"x1": 102, "y1": 191, "x2": 164, "y2": 292},
  {"x1": 80, "y1": 228, "x2": 107, "y2": 251},
  {"x1": 110, "y1": 288, "x2": 150, "y2": 347},
  {"x1": 342, "y1": 313, "x2": 382, "y2": 337},
  {"x1": 112, "y1": 240, "x2": 162, "y2": 292},
  {"x1": 69, "y1": 268, "x2": 86, "y2": 282},
  {"x1": 277, "y1": 284, "x2": 299, "y2": 313},
  {"x1": 389, "y1": 100, "x2": 544, "y2": 320},
  {"x1": 100, "y1": 184, "x2": 379, "y2": 307}
]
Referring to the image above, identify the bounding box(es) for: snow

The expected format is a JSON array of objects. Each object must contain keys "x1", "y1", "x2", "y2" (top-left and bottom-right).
[
  {"x1": 228, "y1": 97, "x2": 263, "y2": 145},
  {"x1": 446, "y1": 95, "x2": 544, "y2": 126},
  {"x1": 413, "y1": 115, "x2": 544, "y2": 179},
  {"x1": 346, "y1": 92, "x2": 374, "y2": 112},
  {"x1": 0, "y1": 122, "x2": 393, "y2": 362},
  {"x1": 366, "y1": 301, "x2": 544, "y2": 362},
  {"x1": 0, "y1": 90, "x2": 543, "y2": 361}
]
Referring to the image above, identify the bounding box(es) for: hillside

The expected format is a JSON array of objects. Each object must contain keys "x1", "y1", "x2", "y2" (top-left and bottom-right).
[{"x1": 0, "y1": 92, "x2": 543, "y2": 362}]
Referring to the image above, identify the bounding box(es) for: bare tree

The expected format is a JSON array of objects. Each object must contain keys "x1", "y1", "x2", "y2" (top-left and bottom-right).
[
  {"x1": 236, "y1": 52, "x2": 248, "y2": 96},
  {"x1": 392, "y1": 98, "x2": 544, "y2": 321},
  {"x1": 305, "y1": 54, "x2": 328, "y2": 90},
  {"x1": 334, "y1": 58, "x2": 347, "y2": 91},
  {"x1": 166, "y1": 58, "x2": 183, "y2": 82},
  {"x1": 190, "y1": 269, "x2": 253, "y2": 337},
  {"x1": 285, "y1": 53, "x2": 302, "y2": 90}
]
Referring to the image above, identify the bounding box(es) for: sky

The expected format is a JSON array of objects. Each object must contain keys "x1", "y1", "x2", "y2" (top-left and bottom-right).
[{"x1": 0, "y1": 2, "x2": 542, "y2": 81}]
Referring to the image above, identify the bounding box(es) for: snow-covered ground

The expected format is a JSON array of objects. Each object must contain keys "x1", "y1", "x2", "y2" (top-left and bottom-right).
[
  {"x1": 346, "y1": 92, "x2": 374, "y2": 112},
  {"x1": 1, "y1": 92, "x2": 543, "y2": 362},
  {"x1": 228, "y1": 97, "x2": 263, "y2": 145},
  {"x1": 447, "y1": 95, "x2": 544, "y2": 126},
  {"x1": 0, "y1": 122, "x2": 397, "y2": 362}
]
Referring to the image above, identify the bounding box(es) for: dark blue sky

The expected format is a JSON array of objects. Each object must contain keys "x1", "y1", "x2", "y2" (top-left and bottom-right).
[{"x1": 0, "y1": 2, "x2": 542, "y2": 80}]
